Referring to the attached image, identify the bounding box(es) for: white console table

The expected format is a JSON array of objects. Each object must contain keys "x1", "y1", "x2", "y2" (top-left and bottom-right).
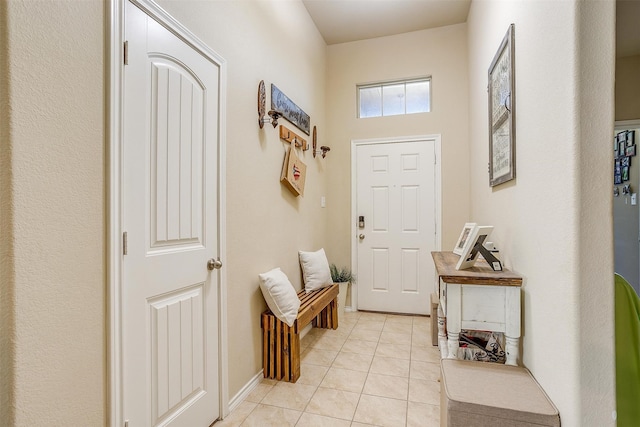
[{"x1": 431, "y1": 251, "x2": 523, "y2": 366}]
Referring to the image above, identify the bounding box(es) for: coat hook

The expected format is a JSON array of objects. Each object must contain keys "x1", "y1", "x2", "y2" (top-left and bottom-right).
[
  {"x1": 259, "y1": 110, "x2": 282, "y2": 128},
  {"x1": 314, "y1": 146, "x2": 331, "y2": 158}
]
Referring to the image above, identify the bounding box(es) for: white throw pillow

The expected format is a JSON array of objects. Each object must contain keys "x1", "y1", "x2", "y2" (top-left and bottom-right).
[
  {"x1": 258, "y1": 268, "x2": 300, "y2": 327},
  {"x1": 298, "y1": 248, "x2": 333, "y2": 293}
]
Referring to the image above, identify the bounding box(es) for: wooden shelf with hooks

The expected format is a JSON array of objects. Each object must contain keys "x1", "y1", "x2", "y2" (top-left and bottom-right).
[{"x1": 279, "y1": 125, "x2": 308, "y2": 151}]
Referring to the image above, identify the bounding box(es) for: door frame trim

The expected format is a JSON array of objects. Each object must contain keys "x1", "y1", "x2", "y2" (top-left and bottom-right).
[
  {"x1": 108, "y1": 1, "x2": 229, "y2": 425},
  {"x1": 350, "y1": 135, "x2": 442, "y2": 311},
  {"x1": 614, "y1": 119, "x2": 640, "y2": 131}
]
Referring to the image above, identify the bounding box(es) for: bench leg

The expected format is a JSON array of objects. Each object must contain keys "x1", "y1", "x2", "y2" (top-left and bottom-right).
[
  {"x1": 290, "y1": 322, "x2": 300, "y2": 382},
  {"x1": 262, "y1": 313, "x2": 301, "y2": 382},
  {"x1": 313, "y1": 297, "x2": 339, "y2": 330},
  {"x1": 262, "y1": 292, "x2": 338, "y2": 382},
  {"x1": 262, "y1": 313, "x2": 275, "y2": 379}
]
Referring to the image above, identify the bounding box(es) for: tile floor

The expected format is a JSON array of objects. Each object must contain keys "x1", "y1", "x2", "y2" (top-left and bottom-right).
[{"x1": 216, "y1": 311, "x2": 442, "y2": 427}]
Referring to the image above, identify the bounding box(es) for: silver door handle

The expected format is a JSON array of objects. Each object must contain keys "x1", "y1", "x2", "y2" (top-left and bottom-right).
[
  {"x1": 207, "y1": 258, "x2": 223, "y2": 270},
  {"x1": 359, "y1": 234, "x2": 365, "y2": 240}
]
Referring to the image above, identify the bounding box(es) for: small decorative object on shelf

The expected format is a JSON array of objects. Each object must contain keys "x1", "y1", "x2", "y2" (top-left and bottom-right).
[{"x1": 455, "y1": 225, "x2": 502, "y2": 272}]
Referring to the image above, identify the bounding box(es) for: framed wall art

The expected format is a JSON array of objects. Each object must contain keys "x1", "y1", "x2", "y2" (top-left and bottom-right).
[{"x1": 488, "y1": 24, "x2": 516, "y2": 187}]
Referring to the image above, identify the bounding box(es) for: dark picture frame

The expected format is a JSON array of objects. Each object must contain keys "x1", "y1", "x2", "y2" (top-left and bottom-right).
[
  {"x1": 626, "y1": 145, "x2": 636, "y2": 157},
  {"x1": 623, "y1": 166, "x2": 630, "y2": 182},
  {"x1": 488, "y1": 24, "x2": 516, "y2": 187},
  {"x1": 627, "y1": 130, "x2": 635, "y2": 146}
]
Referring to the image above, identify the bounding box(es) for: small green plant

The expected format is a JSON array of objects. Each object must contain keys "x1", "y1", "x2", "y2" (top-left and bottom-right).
[{"x1": 329, "y1": 264, "x2": 356, "y2": 284}]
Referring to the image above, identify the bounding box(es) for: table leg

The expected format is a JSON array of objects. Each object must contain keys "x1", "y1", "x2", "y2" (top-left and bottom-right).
[
  {"x1": 437, "y1": 304, "x2": 448, "y2": 359},
  {"x1": 505, "y1": 336, "x2": 519, "y2": 366},
  {"x1": 445, "y1": 283, "x2": 461, "y2": 359},
  {"x1": 447, "y1": 331, "x2": 459, "y2": 359},
  {"x1": 505, "y1": 287, "x2": 521, "y2": 366}
]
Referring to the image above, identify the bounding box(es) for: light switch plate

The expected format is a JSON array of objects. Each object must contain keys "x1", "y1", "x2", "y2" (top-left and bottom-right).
[{"x1": 632, "y1": 193, "x2": 637, "y2": 205}]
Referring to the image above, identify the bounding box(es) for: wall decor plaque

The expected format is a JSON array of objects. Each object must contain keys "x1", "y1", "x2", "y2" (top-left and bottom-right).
[
  {"x1": 271, "y1": 84, "x2": 310, "y2": 135},
  {"x1": 488, "y1": 24, "x2": 515, "y2": 187}
]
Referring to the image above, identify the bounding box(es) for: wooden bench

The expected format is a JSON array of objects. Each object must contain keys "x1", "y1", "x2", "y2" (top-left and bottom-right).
[{"x1": 261, "y1": 283, "x2": 339, "y2": 382}]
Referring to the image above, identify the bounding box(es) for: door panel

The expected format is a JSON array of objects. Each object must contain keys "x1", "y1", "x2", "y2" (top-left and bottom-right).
[
  {"x1": 123, "y1": 2, "x2": 221, "y2": 425},
  {"x1": 357, "y1": 140, "x2": 437, "y2": 315},
  {"x1": 149, "y1": 285, "x2": 205, "y2": 425},
  {"x1": 149, "y1": 58, "x2": 205, "y2": 250}
]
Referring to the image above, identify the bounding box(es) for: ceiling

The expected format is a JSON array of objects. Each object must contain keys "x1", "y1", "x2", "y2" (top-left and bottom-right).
[
  {"x1": 302, "y1": 0, "x2": 471, "y2": 45},
  {"x1": 303, "y1": 0, "x2": 640, "y2": 57}
]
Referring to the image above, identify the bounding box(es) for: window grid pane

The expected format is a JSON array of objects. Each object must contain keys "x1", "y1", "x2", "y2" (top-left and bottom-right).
[
  {"x1": 359, "y1": 86, "x2": 382, "y2": 118},
  {"x1": 358, "y1": 78, "x2": 430, "y2": 118},
  {"x1": 382, "y1": 83, "x2": 405, "y2": 116},
  {"x1": 406, "y1": 81, "x2": 430, "y2": 114}
]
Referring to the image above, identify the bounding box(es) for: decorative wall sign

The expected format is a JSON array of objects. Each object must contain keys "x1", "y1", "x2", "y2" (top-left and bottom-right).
[
  {"x1": 271, "y1": 84, "x2": 310, "y2": 135},
  {"x1": 488, "y1": 24, "x2": 516, "y2": 187},
  {"x1": 280, "y1": 147, "x2": 307, "y2": 196}
]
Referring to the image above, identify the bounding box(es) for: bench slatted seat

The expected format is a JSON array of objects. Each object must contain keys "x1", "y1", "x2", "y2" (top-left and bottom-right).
[{"x1": 261, "y1": 283, "x2": 339, "y2": 382}]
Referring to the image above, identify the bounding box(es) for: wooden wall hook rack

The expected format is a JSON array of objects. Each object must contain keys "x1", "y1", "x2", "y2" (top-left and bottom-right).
[{"x1": 279, "y1": 125, "x2": 308, "y2": 151}]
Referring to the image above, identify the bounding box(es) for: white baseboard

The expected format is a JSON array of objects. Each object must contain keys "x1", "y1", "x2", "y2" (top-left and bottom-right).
[{"x1": 228, "y1": 370, "x2": 263, "y2": 414}]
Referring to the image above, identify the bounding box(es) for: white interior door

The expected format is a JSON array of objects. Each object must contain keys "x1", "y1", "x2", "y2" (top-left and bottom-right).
[
  {"x1": 356, "y1": 139, "x2": 438, "y2": 315},
  {"x1": 123, "y1": 2, "x2": 222, "y2": 425}
]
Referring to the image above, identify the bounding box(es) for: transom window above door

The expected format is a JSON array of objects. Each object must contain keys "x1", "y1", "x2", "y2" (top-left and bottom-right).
[{"x1": 357, "y1": 77, "x2": 431, "y2": 118}]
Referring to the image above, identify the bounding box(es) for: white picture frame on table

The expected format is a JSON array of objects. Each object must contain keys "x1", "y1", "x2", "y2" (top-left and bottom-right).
[
  {"x1": 455, "y1": 226, "x2": 494, "y2": 270},
  {"x1": 453, "y1": 223, "x2": 477, "y2": 255}
]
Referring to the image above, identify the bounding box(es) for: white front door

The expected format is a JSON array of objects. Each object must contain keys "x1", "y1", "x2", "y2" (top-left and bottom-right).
[
  {"x1": 356, "y1": 139, "x2": 438, "y2": 315},
  {"x1": 123, "y1": 2, "x2": 222, "y2": 425}
]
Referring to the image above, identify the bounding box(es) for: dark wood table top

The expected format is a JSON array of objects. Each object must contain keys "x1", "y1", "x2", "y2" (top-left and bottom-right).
[{"x1": 431, "y1": 251, "x2": 522, "y2": 287}]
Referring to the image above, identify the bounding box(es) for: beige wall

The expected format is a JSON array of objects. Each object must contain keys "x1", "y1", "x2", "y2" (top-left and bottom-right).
[
  {"x1": 154, "y1": 0, "x2": 329, "y2": 400},
  {"x1": 616, "y1": 55, "x2": 640, "y2": 121},
  {"x1": 325, "y1": 24, "x2": 470, "y2": 273},
  {"x1": 1, "y1": 0, "x2": 618, "y2": 424},
  {"x1": 467, "y1": 1, "x2": 615, "y2": 425},
  {"x1": 1, "y1": 0, "x2": 328, "y2": 422},
  {"x1": 1, "y1": 0, "x2": 105, "y2": 424}
]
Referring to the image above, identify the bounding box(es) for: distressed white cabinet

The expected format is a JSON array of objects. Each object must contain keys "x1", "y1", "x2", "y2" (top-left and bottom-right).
[{"x1": 432, "y1": 251, "x2": 523, "y2": 366}]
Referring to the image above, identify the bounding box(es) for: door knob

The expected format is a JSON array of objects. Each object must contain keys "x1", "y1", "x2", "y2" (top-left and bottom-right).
[
  {"x1": 359, "y1": 234, "x2": 365, "y2": 240},
  {"x1": 207, "y1": 258, "x2": 223, "y2": 270}
]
